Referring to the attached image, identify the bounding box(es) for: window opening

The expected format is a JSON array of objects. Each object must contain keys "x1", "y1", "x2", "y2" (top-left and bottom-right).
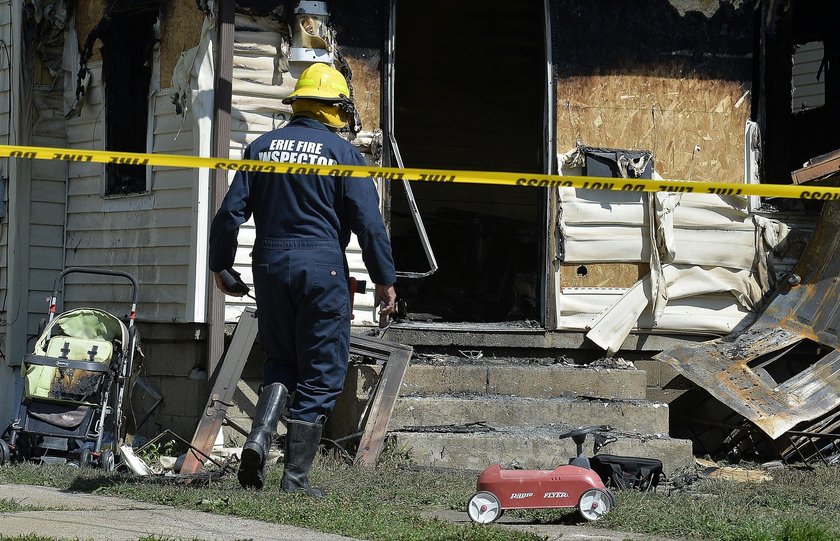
[
  {"x1": 102, "y1": 10, "x2": 157, "y2": 195},
  {"x1": 76, "y1": 5, "x2": 159, "y2": 196}
]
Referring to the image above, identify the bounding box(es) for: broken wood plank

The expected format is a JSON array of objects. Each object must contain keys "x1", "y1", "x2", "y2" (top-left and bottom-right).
[
  {"x1": 791, "y1": 149, "x2": 840, "y2": 184},
  {"x1": 353, "y1": 335, "x2": 413, "y2": 467},
  {"x1": 180, "y1": 307, "x2": 258, "y2": 475},
  {"x1": 701, "y1": 466, "x2": 773, "y2": 483}
]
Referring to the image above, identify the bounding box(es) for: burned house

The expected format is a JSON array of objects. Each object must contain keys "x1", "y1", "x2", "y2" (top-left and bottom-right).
[{"x1": 0, "y1": 0, "x2": 838, "y2": 470}]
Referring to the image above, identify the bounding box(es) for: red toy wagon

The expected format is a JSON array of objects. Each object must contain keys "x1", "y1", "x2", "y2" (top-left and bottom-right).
[{"x1": 467, "y1": 426, "x2": 616, "y2": 523}]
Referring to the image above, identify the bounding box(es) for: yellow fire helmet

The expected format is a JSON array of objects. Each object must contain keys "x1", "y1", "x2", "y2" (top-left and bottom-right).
[
  {"x1": 284, "y1": 63, "x2": 354, "y2": 129},
  {"x1": 283, "y1": 63, "x2": 351, "y2": 104}
]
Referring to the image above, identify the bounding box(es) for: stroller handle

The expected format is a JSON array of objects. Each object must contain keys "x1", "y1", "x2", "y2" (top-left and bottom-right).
[{"x1": 50, "y1": 267, "x2": 140, "y2": 324}]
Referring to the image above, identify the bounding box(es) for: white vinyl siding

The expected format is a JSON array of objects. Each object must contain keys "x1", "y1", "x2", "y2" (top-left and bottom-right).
[
  {"x1": 63, "y1": 60, "x2": 197, "y2": 321},
  {"x1": 221, "y1": 14, "x2": 378, "y2": 324},
  {"x1": 0, "y1": 13, "x2": 10, "y2": 359},
  {"x1": 28, "y1": 87, "x2": 68, "y2": 339},
  {"x1": 555, "y1": 186, "x2": 768, "y2": 342},
  {"x1": 792, "y1": 41, "x2": 825, "y2": 111}
]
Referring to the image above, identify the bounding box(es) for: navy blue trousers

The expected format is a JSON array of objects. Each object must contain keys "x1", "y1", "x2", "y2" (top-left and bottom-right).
[{"x1": 252, "y1": 238, "x2": 350, "y2": 423}]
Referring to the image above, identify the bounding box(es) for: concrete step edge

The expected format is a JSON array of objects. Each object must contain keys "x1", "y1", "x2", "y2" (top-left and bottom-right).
[
  {"x1": 389, "y1": 429, "x2": 695, "y2": 476},
  {"x1": 391, "y1": 395, "x2": 671, "y2": 434},
  {"x1": 395, "y1": 394, "x2": 668, "y2": 407},
  {"x1": 402, "y1": 363, "x2": 648, "y2": 400}
]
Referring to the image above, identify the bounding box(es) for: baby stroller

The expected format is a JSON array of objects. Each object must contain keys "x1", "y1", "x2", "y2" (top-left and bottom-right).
[{"x1": 0, "y1": 267, "x2": 140, "y2": 470}]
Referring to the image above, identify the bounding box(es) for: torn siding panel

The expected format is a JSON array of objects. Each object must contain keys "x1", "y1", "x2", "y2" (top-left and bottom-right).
[
  {"x1": 561, "y1": 226, "x2": 758, "y2": 269},
  {"x1": 671, "y1": 229, "x2": 758, "y2": 269},
  {"x1": 562, "y1": 224, "x2": 648, "y2": 263},
  {"x1": 557, "y1": 289, "x2": 752, "y2": 333},
  {"x1": 559, "y1": 191, "x2": 648, "y2": 226},
  {"x1": 555, "y1": 178, "x2": 776, "y2": 343},
  {"x1": 559, "y1": 185, "x2": 752, "y2": 226},
  {"x1": 584, "y1": 264, "x2": 763, "y2": 353},
  {"x1": 64, "y1": 59, "x2": 105, "y2": 132},
  {"x1": 662, "y1": 266, "x2": 763, "y2": 307},
  {"x1": 152, "y1": 91, "x2": 196, "y2": 156}
]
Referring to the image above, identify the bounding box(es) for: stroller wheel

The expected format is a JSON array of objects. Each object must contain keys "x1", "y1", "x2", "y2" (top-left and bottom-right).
[
  {"x1": 100, "y1": 449, "x2": 115, "y2": 472},
  {"x1": 0, "y1": 439, "x2": 10, "y2": 465},
  {"x1": 78, "y1": 448, "x2": 92, "y2": 468}
]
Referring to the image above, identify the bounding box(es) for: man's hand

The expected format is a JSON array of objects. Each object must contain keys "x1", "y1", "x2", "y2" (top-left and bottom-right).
[
  {"x1": 213, "y1": 271, "x2": 246, "y2": 297},
  {"x1": 375, "y1": 283, "x2": 397, "y2": 318}
]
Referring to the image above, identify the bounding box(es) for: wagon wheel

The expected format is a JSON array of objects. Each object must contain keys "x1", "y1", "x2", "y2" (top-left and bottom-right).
[
  {"x1": 578, "y1": 488, "x2": 612, "y2": 521},
  {"x1": 467, "y1": 491, "x2": 503, "y2": 524}
]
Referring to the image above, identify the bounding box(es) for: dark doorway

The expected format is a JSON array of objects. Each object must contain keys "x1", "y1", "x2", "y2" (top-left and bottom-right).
[{"x1": 389, "y1": 0, "x2": 548, "y2": 323}]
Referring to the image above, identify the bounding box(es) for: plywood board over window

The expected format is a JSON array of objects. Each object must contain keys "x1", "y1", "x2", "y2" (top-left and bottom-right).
[
  {"x1": 76, "y1": 1, "x2": 203, "y2": 90},
  {"x1": 74, "y1": 1, "x2": 108, "y2": 62},
  {"x1": 557, "y1": 74, "x2": 751, "y2": 184},
  {"x1": 550, "y1": 0, "x2": 754, "y2": 185}
]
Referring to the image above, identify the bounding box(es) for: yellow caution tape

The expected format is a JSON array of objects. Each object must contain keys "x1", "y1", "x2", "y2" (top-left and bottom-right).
[{"x1": 2, "y1": 143, "x2": 839, "y2": 200}]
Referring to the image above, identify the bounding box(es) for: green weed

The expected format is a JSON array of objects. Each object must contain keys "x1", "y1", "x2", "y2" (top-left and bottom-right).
[{"x1": 1, "y1": 458, "x2": 839, "y2": 540}]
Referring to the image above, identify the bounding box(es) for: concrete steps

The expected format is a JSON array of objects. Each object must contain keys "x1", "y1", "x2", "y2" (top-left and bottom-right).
[
  {"x1": 335, "y1": 357, "x2": 695, "y2": 476},
  {"x1": 402, "y1": 363, "x2": 648, "y2": 400},
  {"x1": 391, "y1": 396, "x2": 670, "y2": 434},
  {"x1": 390, "y1": 429, "x2": 695, "y2": 475}
]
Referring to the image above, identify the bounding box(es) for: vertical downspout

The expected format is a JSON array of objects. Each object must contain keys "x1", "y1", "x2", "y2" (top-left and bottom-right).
[
  {"x1": 8, "y1": 0, "x2": 26, "y2": 358},
  {"x1": 207, "y1": 0, "x2": 235, "y2": 374},
  {"x1": 2, "y1": 0, "x2": 25, "y2": 423},
  {"x1": 542, "y1": 0, "x2": 557, "y2": 330}
]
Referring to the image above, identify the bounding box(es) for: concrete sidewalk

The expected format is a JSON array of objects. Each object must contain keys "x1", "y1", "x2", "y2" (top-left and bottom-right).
[
  {"x1": 0, "y1": 483, "x2": 687, "y2": 541},
  {"x1": 428, "y1": 509, "x2": 688, "y2": 541},
  {"x1": 0, "y1": 484, "x2": 359, "y2": 541}
]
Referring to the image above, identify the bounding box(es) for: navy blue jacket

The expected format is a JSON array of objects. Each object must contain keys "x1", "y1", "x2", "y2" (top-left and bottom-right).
[{"x1": 209, "y1": 117, "x2": 396, "y2": 285}]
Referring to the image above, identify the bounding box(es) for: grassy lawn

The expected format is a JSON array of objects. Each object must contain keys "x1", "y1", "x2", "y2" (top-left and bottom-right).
[
  {"x1": 517, "y1": 463, "x2": 840, "y2": 541},
  {"x1": 1, "y1": 455, "x2": 839, "y2": 541}
]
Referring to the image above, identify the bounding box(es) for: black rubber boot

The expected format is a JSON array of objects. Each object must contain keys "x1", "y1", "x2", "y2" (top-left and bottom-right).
[
  {"x1": 238, "y1": 382, "x2": 288, "y2": 489},
  {"x1": 280, "y1": 418, "x2": 325, "y2": 497}
]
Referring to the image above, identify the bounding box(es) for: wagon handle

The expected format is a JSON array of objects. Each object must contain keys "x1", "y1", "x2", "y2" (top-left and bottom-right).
[{"x1": 558, "y1": 425, "x2": 613, "y2": 462}]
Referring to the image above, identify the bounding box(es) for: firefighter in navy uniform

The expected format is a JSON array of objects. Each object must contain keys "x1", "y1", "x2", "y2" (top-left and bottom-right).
[{"x1": 208, "y1": 63, "x2": 397, "y2": 495}]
